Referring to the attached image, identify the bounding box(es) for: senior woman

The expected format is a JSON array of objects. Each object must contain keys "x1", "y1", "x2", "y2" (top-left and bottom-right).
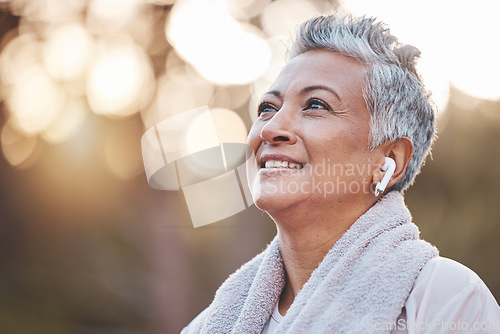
[{"x1": 182, "y1": 13, "x2": 500, "y2": 333}]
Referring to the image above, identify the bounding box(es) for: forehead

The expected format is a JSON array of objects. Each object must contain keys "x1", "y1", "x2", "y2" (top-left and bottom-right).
[{"x1": 270, "y1": 50, "x2": 367, "y2": 96}]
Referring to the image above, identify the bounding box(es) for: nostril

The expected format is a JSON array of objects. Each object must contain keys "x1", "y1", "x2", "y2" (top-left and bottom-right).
[{"x1": 273, "y1": 136, "x2": 289, "y2": 142}]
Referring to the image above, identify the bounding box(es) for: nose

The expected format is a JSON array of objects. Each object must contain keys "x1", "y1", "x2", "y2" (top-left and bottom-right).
[{"x1": 260, "y1": 107, "x2": 297, "y2": 145}]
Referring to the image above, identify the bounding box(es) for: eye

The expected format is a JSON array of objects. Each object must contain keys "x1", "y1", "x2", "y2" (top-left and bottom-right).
[
  {"x1": 258, "y1": 102, "x2": 278, "y2": 116},
  {"x1": 304, "y1": 98, "x2": 331, "y2": 111}
]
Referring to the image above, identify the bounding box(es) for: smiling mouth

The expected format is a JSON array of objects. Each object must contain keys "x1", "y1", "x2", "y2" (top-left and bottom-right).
[{"x1": 261, "y1": 160, "x2": 304, "y2": 169}]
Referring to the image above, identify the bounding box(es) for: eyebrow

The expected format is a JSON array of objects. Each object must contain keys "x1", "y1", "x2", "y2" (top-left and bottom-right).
[
  {"x1": 301, "y1": 85, "x2": 342, "y2": 101},
  {"x1": 264, "y1": 85, "x2": 342, "y2": 101},
  {"x1": 266, "y1": 90, "x2": 281, "y2": 98}
]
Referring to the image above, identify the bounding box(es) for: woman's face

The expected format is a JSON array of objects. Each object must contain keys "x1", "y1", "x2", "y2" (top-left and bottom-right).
[{"x1": 247, "y1": 50, "x2": 382, "y2": 214}]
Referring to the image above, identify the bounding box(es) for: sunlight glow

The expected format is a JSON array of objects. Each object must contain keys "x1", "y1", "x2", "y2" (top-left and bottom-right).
[
  {"x1": 416, "y1": 55, "x2": 450, "y2": 116},
  {"x1": 166, "y1": 0, "x2": 271, "y2": 85},
  {"x1": 209, "y1": 108, "x2": 248, "y2": 144},
  {"x1": 42, "y1": 98, "x2": 89, "y2": 144},
  {"x1": 42, "y1": 23, "x2": 93, "y2": 81},
  {"x1": 87, "y1": 0, "x2": 144, "y2": 34},
  {"x1": 340, "y1": 0, "x2": 500, "y2": 102},
  {"x1": 260, "y1": 0, "x2": 320, "y2": 38},
  {"x1": 7, "y1": 64, "x2": 66, "y2": 134},
  {"x1": 228, "y1": 0, "x2": 271, "y2": 20},
  {"x1": 0, "y1": 33, "x2": 38, "y2": 89},
  {"x1": 9, "y1": 0, "x2": 85, "y2": 22},
  {"x1": 210, "y1": 85, "x2": 251, "y2": 111},
  {"x1": 184, "y1": 108, "x2": 220, "y2": 160},
  {"x1": 156, "y1": 106, "x2": 219, "y2": 163},
  {"x1": 86, "y1": 37, "x2": 154, "y2": 117},
  {"x1": 141, "y1": 63, "x2": 214, "y2": 129},
  {"x1": 444, "y1": 1, "x2": 500, "y2": 101},
  {"x1": 1, "y1": 119, "x2": 38, "y2": 168},
  {"x1": 182, "y1": 108, "x2": 247, "y2": 177},
  {"x1": 149, "y1": 0, "x2": 177, "y2": 5}
]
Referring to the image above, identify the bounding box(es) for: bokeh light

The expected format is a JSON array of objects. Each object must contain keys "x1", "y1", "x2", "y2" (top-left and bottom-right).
[
  {"x1": 182, "y1": 107, "x2": 247, "y2": 178},
  {"x1": 260, "y1": 0, "x2": 320, "y2": 38},
  {"x1": 42, "y1": 22, "x2": 93, "y2": 81},
  {"x1": 8, "y1": 0, "x2": 85, "y2": 22},
  {"x1": 227, "y1": 0, "x2": 271, "y2": 20},
  {"x1": 86, "y1": 36, "x2": 155, "y2": 117},
  {"x1": 210, "y1": 85, "x2": 251, "y2": 111},
  {"x1": 415, "y1": 55, "x2": 450, "y2": 117},
  {"x1": 0, "y1": 29, "x2": 32, "y2": 88},
  {"x1": 42, "y1": 97, "x2": 89, "y2": 144},
  {"x1": 86, "y1": 0, "x2": 144, "y2": 35},
  {"x1": 339, "y1": 0, "x2": 500, "y2": 102},
  {"x1": 1, "y1": 119, "x2": 38, "y2": 167},
  {"x1": 149, "y1": 0, "x2": 177, "y2": 5},
  {"x1": 141, "y1": 62, "x2": 214, "y2": 129},
  {"x1": 443, "y1": 0, "x2": 500, "y2": 101},
  {"x1": 208, "y1": 108, "x2": 248, "y2": 144},
  {"x1": 166, "y1": 0, "x2": 272, "y2": 85},
  {"x1": 6, "y1": 64, "x2": 66, "y2": 134}
]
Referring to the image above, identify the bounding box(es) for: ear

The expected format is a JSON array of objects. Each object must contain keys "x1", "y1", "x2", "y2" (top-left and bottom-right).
[{"x1": 372, "y1": 137, "x2": 414, "y2": 191}]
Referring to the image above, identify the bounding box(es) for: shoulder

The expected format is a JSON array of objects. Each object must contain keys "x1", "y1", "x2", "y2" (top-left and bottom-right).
[
  {"x1": 404, "y1": 256, "x2": 500, "y2": 332},
  {"x1": 410, "y1": 256, "x2": 497, "y2": 303},
  {"x1": 413, "y1": 256, "x2": 486, "y2": 295}
]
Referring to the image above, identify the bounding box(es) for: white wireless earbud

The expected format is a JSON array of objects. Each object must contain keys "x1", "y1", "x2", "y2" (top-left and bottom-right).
[{"x1": 375, "y1": 157, "x2": 396, "y2": 196}]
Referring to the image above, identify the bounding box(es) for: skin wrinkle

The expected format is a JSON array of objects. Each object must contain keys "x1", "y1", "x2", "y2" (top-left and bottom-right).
[
  {"x1": 243, "y1": 13, "x2": 433, "y2": 320},
  {"x1": 291, "y1": 15, "x2": 435, "y2": 192},
  {"x1": 246, "y1": 50, "x2": 410, "y2": 316}
]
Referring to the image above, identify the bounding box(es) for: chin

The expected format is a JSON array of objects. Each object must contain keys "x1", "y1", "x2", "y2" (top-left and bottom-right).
[
  {"x1": 250, "y1": 181, "x2": 303, "y2": 213},
  {"x1": 253, "y1": 196, "x2": 289, "y2": 213}
]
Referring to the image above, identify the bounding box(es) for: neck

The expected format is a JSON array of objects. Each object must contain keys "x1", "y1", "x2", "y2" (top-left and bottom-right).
[{"x1": 272, "y1": 195, "x2": 376, "y2": 314}]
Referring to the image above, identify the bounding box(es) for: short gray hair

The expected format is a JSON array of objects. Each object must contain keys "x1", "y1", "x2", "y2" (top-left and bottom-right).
[{"x1": 289, "y1": 13, "x2": 436, "y2": 192}]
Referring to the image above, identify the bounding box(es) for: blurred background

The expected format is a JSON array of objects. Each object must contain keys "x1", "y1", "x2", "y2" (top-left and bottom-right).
[{"x1": 0, "y1": 0, "x2": 499, "y2": 333}]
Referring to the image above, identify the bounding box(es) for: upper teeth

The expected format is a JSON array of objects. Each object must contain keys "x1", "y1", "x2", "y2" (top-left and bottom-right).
[{"x1": 264, "y1": 160, "x2": 302, "y2": 169}]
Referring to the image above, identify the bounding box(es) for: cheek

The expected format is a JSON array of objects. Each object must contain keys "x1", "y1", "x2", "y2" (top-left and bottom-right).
[
  {"x1": 246, "y1": 122, "x2": 263, "y2": 151},
  {"x1": 309, "y1": 128, "x2": 372, "y2": 171},
  {"x1": 245, "y1": 123, "x2": 262, "y2": 181},
  {"x1": 339, "y1": 123, "x2": 371, "y2": 154}
]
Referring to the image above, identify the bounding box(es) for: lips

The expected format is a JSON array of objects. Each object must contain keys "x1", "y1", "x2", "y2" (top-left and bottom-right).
[{"x1": 260, "y1": 154, "x2": 305, "y2": 170}]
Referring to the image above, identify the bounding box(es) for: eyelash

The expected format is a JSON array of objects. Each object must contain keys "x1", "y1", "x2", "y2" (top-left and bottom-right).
[
  {"x1": 304, "y1": 98, "x2": 331, "y2": 111},
  {"x1": 257, "y1": 102, "x2": 278, "y2": 116},
  {"x1": 257, "y1": 98, "x2": 332, "y2": 117}
]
